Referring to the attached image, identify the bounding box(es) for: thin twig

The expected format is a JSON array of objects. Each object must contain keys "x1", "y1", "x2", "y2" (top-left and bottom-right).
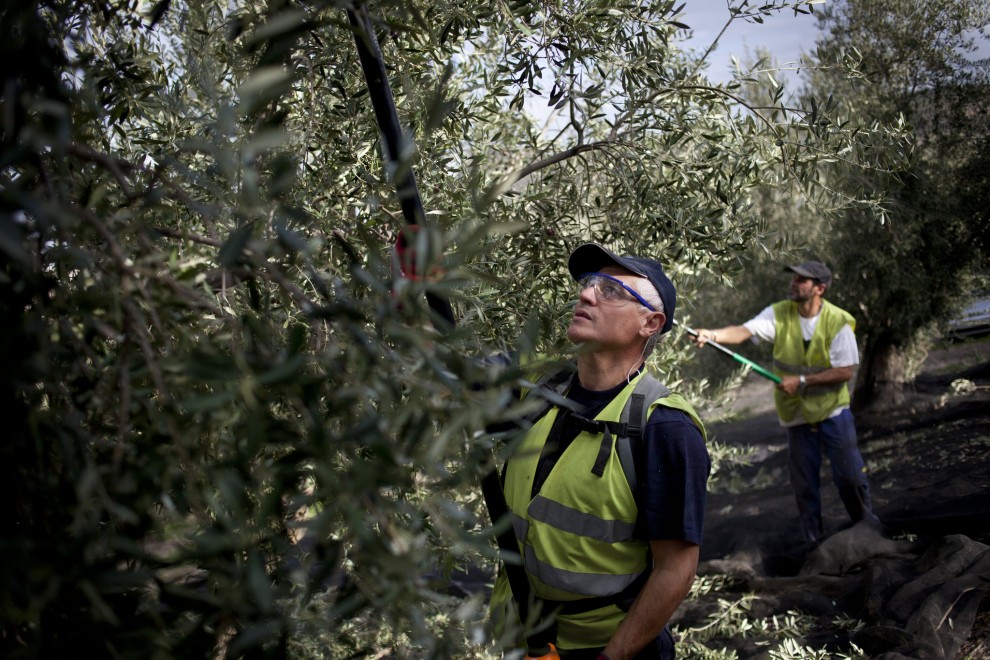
[{"x1": 155, "y1": 226, "x2": 222, "y2": 248}]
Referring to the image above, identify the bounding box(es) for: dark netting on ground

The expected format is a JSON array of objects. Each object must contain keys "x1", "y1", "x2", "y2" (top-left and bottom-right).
[
  {"x1": 686, "y1": 341, "x2": 990, "y2": 658},
  {"x1": 687, "y1": 522, "x2": 990, "y2": 659}
]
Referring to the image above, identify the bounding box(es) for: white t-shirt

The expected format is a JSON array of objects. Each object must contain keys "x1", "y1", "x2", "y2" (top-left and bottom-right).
[{"x1": 743, "y1": 305, "x2": 859, "y2": 425}]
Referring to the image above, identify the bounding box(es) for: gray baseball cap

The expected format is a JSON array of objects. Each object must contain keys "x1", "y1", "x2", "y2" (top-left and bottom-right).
[{"x1": 785, "y1": 260, "x2": 832, "y2": 286}]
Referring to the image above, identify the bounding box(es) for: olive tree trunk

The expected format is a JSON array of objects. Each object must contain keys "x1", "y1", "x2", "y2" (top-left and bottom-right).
[{"x1": 853, "y1": 340, "x2": 908, "y2": 414}]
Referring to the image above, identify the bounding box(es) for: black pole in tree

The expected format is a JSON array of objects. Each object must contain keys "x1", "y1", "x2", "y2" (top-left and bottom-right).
[
  {"x1": 346, "y1": 5, "x2": 554, "y2": 653},
  {"x1": 346, "y1": 5, "x2": 455, "y2": 329}
]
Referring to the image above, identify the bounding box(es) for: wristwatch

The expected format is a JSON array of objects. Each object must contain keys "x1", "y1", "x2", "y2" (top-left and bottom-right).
[{"x1": 799, "y1": 375, "x2": 807, "y2": 388}]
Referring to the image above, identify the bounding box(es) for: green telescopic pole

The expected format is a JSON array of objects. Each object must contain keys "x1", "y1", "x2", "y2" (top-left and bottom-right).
[{"x1": 677, "y1": 321, "x2": 782, "y2": 384}]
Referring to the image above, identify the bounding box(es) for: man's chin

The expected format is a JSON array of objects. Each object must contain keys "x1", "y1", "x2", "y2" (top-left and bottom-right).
[
  {"x1": 565, "y1": 327, "x2": 590, "y2": 345},
  {"x1": 566, "y1": 333, "x2": 599, "y2": 352}
]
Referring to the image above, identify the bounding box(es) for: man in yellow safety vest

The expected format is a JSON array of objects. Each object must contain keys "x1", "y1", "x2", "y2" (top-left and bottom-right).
[
  {"x1": 693, "y1": 260, "x2": 880, "y2": 543},
  {"x1": 490, "y1": 243, "x2": 710, "y2": 659}
]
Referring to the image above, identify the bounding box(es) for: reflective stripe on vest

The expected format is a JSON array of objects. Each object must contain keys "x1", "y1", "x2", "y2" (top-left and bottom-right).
[
  {"x1": 528, "y1": 495, "x2": 637, "y2": 543},
  {"x1": 523, "y1": 543, "x2": 644, "y2": 596},
  {"x1": 771, "y1": 299, "x2": 856, "y2": 423}
]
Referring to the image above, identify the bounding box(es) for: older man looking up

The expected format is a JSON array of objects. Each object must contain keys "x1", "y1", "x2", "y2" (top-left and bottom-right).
[{"x1": 490, "y1": 243, "x2": 710, "y2": 660}]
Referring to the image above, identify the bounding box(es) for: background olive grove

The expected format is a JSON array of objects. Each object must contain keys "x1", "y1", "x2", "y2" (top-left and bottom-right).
[
  {"x1": 0, "y1": 0, "x2": 951, "y2": 657},
  {"x1": 685, "y1": 0, "x2": 990, "y2": 413}
]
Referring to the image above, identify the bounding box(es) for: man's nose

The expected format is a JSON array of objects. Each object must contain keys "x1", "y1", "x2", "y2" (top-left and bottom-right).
[{"x1": 578, "y1": 284, "x2": 598, "y2": 303}]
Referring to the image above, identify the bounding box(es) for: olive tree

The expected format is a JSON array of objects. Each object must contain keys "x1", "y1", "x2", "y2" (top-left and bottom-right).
[
  {"x1": 800, "y1": 0, "x2": 990, "y2": 411},
  {"x1": 1, "y1": 0, "x2": 908, "y2": 656}
]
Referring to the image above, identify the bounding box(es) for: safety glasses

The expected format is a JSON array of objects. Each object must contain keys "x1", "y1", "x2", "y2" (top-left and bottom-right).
[{"x1": 577, "y1": 272, "x2": 656, "y2": 311}]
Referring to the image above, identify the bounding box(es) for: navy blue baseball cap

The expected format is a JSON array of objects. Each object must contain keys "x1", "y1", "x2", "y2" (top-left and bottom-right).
[{"x1": 567, "y1": 243, "x2": 676, "y2": 334}]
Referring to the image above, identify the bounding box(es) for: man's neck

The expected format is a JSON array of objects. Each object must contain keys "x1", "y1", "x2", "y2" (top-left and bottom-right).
[
  {"x1": 575, "y1": 348, "x2": 644, "y2": 391},
  {"x1": 796, "y1": 296, "x2": 823, "y2": 319}
]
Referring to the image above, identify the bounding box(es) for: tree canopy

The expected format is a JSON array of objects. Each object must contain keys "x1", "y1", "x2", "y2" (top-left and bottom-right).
[{"x1": 2, "y1": 0, "x2": 918, "y2": 656}]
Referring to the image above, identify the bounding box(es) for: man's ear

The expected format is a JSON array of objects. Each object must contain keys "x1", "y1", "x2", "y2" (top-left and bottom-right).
[{"x1": 642, "y1": 311, "x2": 665, "y2": 337}]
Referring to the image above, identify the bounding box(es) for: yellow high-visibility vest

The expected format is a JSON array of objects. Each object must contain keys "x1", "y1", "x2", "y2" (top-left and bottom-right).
[
  {"x1": 489, "y1": 370, "x2": 704, "y2": 650},
  {"x1": 771, "y1": 299, "x2": 856, "y2": 423}
]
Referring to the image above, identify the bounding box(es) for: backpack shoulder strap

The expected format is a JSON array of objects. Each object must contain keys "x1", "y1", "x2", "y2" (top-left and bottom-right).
[
  {"x1": 520, "y1": 368, "x2": 576, "y2": 427},
  {"x1": 616, "y1": 374, "x2": 671, "y2": 493}
]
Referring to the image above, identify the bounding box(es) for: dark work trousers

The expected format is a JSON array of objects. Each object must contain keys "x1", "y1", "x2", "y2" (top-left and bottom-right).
[
  {"x1": 786, "y1": 408, "x2": 878, "y2": 543},
  {"x1": 558, "y1": 626, "x2": 675, "y2": 659}
]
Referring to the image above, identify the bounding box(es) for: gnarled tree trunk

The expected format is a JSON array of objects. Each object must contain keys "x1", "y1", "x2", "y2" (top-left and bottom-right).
[{"x1": 853, "y1": 340, "x2": 908, "y2": 414}]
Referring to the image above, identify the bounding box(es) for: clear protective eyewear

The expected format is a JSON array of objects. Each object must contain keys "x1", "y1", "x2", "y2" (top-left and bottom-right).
[{"x1": 577, "y1": 272, "x2": 656, "y2": 311}]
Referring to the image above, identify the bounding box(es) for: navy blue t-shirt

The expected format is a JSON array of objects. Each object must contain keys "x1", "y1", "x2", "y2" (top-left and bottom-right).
[{"x1": 531, "y1": 377, "x2": 710, "y2": 546}]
